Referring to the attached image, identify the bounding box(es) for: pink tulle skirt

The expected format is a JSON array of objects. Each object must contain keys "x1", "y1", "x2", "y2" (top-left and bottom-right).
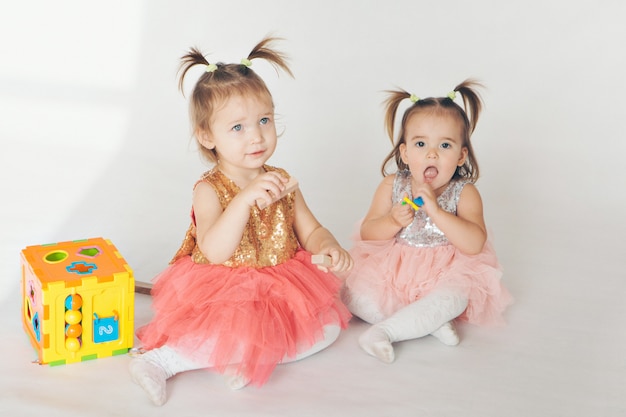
[
  {"x1": 137, "y1": 249, "x2": 351, "y2": 386},
  {"x1": 344, "y1": 238, "x2": 512, "y2": 326}
]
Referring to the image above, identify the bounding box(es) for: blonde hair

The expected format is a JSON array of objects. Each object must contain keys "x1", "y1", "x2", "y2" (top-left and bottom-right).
[
  {"x1": 381, "y1": 79, "x2": 484, "y2": 181},
  {"x1": 178, "y1": 36, "x2": 293, "y2": 163}
]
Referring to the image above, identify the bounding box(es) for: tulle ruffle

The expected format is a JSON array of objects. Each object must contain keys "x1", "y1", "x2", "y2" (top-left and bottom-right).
[
  {"x1": 137, "y1": 249, "x2": 351, "y2": 386},
  {"x1": 344, "y1": 238, "x2": 512, "y2": 326}
]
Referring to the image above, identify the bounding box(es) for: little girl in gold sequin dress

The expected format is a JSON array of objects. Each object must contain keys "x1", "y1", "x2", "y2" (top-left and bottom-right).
[
  {"x1": 129, "y1": 37, "x2": 352, "y2": 406},
  {"x1": 341, "y1": 80, "x2": 512, "y2": 364}
]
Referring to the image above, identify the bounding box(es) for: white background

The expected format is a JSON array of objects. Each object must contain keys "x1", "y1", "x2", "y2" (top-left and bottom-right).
[{"x1": 1, "y1": 1, "x2": 625, "y2": 416}]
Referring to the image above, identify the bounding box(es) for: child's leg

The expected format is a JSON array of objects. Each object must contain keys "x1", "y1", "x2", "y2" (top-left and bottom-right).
[
  {"x1": 130, "y1": 345, "x2": 252, "y2": 397},
  {"x1": 130, "y1": 324, "x2": 344, "y2": 400},
  {"x1": 358, "y1": 289, "x2": 468, "y2": 363},
  {"x1": 282, "y1": 323, "x2": 342, "y2": 363},
  {"x1": 341, "y1": 286, "x2": 387, "y2": 324},
  {"x1": 223, "y1": 323, "x2": 342, "y2": 390},
  {"x1": 225, "y1": 323, "x2": 342, "y2": 390},
  {"x1": 129, "y1": 345, "x2": 206, "y2": 406}
]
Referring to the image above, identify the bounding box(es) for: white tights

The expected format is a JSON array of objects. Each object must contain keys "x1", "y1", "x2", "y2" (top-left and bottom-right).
[
  {"x1": 345, "y1": 288, "x2": 469, "y2": 363},
  {"x1": 129, "y1": 324, "x2": 341, "y2": 406}
]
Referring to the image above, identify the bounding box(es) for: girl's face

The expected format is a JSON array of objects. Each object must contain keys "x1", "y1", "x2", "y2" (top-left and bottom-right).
[
  {"x1": 400, "y1": 111, "x2": 468, "y2": 195},
  {"x1": 198, "y1": 94, "x2": 277, "y2": 176}
]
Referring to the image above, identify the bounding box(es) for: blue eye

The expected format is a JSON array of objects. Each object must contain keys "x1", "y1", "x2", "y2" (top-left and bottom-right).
[
  {"x1": 441, "y1": 143, "x2": 451, "y2": 149},
  {"x1": 260, "y1": 117, "x2": 269, "y2": 125},
  {"x1": 232, "y1": 124, "x2": 242, "y2": 132},
  {"x1": 416, "y1": 141, "x2": 425, "y2": 147}
]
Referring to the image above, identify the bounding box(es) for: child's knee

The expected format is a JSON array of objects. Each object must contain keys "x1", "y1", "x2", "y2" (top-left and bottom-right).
[
  {"x1": 322, "y1": 323, "x2": 341, "y2": 344},
  {"x1": 342, "y1": 288, "x2": 386, "y2": 324}
]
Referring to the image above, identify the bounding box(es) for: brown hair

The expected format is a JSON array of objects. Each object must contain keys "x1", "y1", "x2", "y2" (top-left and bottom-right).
[
  {"x1": 381, "y1": 79, "x2": 484, "y2": 182},
  {"x1": 178, "y1": 36, "x2": 293, "y2": 163}
]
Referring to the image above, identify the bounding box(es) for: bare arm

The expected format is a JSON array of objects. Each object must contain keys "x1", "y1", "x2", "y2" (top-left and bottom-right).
[
  {"x1": 360, "y1": 175, "x2": 414, "y2": 241},
  {"x1": 194, "y1": 171, "x2": 288, "y2": 264},
  {"x1": 293, "y1": 189, "x2": 353, "y2": 273},
  {"x1": 192, "y1": 182, "x2": 249, "y2": 264}
]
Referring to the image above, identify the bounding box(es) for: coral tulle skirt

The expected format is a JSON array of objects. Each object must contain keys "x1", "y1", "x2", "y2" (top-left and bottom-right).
[
  {"x1": 343, "y1": 238, "x2": 512, "y2": 326},
  {"x1": 137, "y1": 249, "x2": 351, "y2": 386}
]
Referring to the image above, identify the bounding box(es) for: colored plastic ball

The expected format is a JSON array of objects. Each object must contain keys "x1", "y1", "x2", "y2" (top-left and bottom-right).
[
  {"x1": 71, "y1": 294, "x2": 83, "y2": 310},
  {"x1": 65, "y1": 309, "x2": 82, "y2": 325},
  {"x1": 65, "y1": 337, "x2": 81, "y2": 352},
  {"x1": 64, "y1": 294, "x2": 83, "y2": 311},
  {"x1": 65, "y1": 323, "x2": 82, "y2": 338}
]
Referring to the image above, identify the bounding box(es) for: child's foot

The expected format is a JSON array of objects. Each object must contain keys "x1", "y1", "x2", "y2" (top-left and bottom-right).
[
  {"x1": 430, "y1": 321, "x2": 460, "y2": 346},
  {"x1": 129, "y1": 357, "x2": 168, "y2": 406},
  {"x1": 358, "y1": 325, "x2": 395, "y2": 363},
  {"x1": 225, "y1": 373, "x2": 251, "y2": 390},
  {"x1": 224, "y1": 364, "x2": 250, "y2": 390}
]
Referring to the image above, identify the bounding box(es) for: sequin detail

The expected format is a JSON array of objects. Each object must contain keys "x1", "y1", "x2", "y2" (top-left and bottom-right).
[
  {"x1": 393, "y1": 170, "x2": 469, "y2": 248},
  {"x1": 170, "y1": 165, "x2": 299, "y2": 267}
]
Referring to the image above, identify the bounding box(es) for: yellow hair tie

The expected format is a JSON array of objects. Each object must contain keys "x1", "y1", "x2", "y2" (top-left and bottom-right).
[
  {"x1": 447, "y1": 91, "x2": 456, "y2": 100},
  {"x1": 409, "y1": 94, "x2": 420, "y2": 103},
  {"x1": 241, "y1": 58, "x2": 252, "y2": 67},
  {"x1": 205, "y1": 63, "x2": 218, "y2": 73}
]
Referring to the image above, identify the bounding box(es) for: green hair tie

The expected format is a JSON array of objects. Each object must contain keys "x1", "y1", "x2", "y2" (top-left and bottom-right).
[
  {"x1": 241, "y1": 58, "x2": 252, "y2": 67},
  {"x1": 447, "y1": 91, "x2": 456, "y2": 100},
  {"x1": 205, "y1": 63, "x2": 218, "y2": 73},
  {"x1": 409, "y1": 94, "x2": 420, "y2": 103}
]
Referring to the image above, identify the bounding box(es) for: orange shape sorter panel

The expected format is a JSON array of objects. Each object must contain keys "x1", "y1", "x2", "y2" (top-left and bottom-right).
[{"x1": 21, "y1": 237, "x2": 134, "y2": 366}]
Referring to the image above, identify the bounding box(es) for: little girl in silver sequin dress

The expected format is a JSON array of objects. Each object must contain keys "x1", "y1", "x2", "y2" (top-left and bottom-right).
[{"x1": 341, "y1": 80, "x2": 512, "y2": 363}]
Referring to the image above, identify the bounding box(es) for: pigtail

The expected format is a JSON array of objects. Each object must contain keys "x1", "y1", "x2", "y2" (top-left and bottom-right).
[
  {"x1": 380, "y1": 89, "x2": 412, "y2": 176},
  {"x1": 178, "y1": 47, "x2": 212, "y2": 95},
  {"x1": 245, "y1": 36, "x2": 294, "y2": 78},
  {"x1": 452, "y1": 79, "x2": 484, "y2": 135},
  {"x1": 383, "y1": 89, "x2": 411, "y2": 145},
  {"x1": 450, "y1": 79, "x2": 484, "y2": 182}
]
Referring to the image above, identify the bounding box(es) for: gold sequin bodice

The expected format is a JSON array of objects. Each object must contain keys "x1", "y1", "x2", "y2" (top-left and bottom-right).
[{"x1": 170, "y1": 165, "x2": 299, "y2": 268}]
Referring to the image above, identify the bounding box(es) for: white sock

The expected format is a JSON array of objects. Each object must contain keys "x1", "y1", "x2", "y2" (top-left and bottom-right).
[
  {"x1": 221, "y1": 363, "x2": 250, "y2": 390},
  {"x1": 129, "y1": 345, "x2": 206, "y2": 405},
  {"x1": 129, "y1": 357, "x2": 168, "y2": 406},
  {"x1": 225, "y1": 372, "x2": 251, "y2": 390},
  {"x1": 430, "y1": 321, "x2": 460, "y2": 346},
  {"x1": 358, "y1": 325, "x2": 395, "y2": 363}
]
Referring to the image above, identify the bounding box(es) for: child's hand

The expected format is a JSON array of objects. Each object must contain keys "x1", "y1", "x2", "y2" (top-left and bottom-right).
[
  {"x1": 315, "y1": 245, "x2": 354, "y2": 273},
  {"x1": 412, "y1": 185, "x2": 439, "y2": 216},
  {"x1": 390, "y1": 194, "x2": 414, "y2": 227},
  {"x1": 239, "y1": 172, "x2": 288, "y2": 208}
]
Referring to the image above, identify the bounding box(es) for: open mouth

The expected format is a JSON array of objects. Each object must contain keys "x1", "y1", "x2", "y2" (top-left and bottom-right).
[{"x1": 424, "y1": 166, "x2": 438, "y2": 183}]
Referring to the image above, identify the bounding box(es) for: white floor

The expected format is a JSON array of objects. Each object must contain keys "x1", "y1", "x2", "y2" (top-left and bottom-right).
[{"x1": 1, "y1": 227, "x2": 624, "y2": 417}]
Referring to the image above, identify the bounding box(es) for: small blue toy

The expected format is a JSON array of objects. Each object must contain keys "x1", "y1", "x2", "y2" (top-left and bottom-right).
[{"x1": 402, "y1": 196, "x2": 424, "y2": 211}]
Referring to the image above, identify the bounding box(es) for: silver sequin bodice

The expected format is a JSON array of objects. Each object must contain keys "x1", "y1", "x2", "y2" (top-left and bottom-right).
[{"x1": 393, "y1": 170, "x2": 469, "y2": 248}]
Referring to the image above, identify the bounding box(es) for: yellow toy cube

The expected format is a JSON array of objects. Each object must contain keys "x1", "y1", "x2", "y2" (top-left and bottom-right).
[{"x1": 21, "y1": 237, "x2": 134, "y2": 365}]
